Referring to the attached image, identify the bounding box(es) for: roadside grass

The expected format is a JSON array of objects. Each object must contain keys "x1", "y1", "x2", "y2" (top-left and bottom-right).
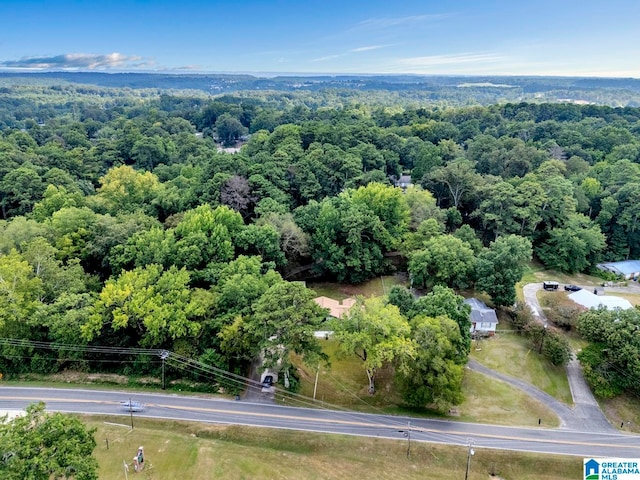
[
  {"x1": 600, "y1": 393, "x2": 640, "y2": 434},
  {"x1": 564, "y1": 332, "x2": 589, "y2": 352},
  {"x1": 459, "y1": 369, "x2": 559, "y2": 427},
  {"x1": 307, "y1": 274, "x2": 407, "y2": 300},
  {"x1": 87, "y1": 416, "x2": 581, "y2": 479},
  {"x1": 294, "y1": 339, "x2": 559, "y2": 427},
  {"x1": 470, "y1": 321, "x2": 573, "y2": 405}
]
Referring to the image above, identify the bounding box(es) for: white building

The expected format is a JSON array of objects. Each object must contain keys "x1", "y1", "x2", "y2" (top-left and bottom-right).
[
  {"x1": 568, "y1": 289, "x2": 634, "y2": 310},
  {"x1": 464, "y1": 298, "x2": 499, "y2": 336}
]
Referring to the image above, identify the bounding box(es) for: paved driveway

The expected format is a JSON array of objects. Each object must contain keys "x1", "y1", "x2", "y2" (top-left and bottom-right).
[{"x1": 520, "y1": 283, "x2": 615, "y2": 432}]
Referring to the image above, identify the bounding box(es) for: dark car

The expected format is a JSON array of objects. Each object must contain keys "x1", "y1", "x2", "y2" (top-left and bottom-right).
[{"x1": 564, "y1": 285, "x2": 581, "y2": 292}]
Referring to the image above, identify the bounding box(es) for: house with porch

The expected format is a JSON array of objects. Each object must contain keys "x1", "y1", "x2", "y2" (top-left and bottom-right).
[{"x1": 464, "y1": 298, "x2": 499, "y2": 336}]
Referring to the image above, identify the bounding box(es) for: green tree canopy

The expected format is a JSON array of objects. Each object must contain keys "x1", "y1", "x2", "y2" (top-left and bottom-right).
[
  {"x1": 408, "y1": 235, "x2": 475, "y2": 290},
  {"x1": 332, "y1": 297, "x2": 413, "y2": 394},
  {"x1": 395, "y1": 315, "x2": 465, "y2": 409},
  {"x1": 248, "y1": 281, "x2": 327, "y2": 386},
  {"x1": 83, "y1": 264, "x2": 203, "y2": 348},
  {"x1": 476, "y1": 235, "x2": 532, "y2": 307},
  {"x1": 0, "y1": 402, "x2": 98, "y2": 480}
]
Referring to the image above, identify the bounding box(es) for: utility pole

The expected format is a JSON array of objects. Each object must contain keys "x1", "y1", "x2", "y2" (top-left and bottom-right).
[
  {"x1": 160, "y1": 350, "x2": 169, "y2": 390},
  {"x1": 464, "y1": 438, "x2": 474, "y2": 480},
  {"x1": 129, "y1": 397, "x2": 134, "y2": 430},
  {"x1": 313, "y1": 365, "x2": 320, "y2": 400},
  {"x1": 398, "y1": 421, "x2": 411, "y2": 458}
]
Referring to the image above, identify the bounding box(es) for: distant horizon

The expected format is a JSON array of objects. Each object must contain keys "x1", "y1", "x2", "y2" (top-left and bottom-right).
[
  {"x1": 1, "y1": 69, "x2": 639, "y2": 81},
  {"x1": 2, "y1": 0, "x2": 639, "y2": 79}
]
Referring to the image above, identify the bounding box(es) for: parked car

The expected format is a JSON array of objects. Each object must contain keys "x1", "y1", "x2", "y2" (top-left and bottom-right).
[
  {"x1": 120, "y1": 400, "x2": 145, "y2": 412},
  {"x1": 564, "y1": 284, "x2": 581, "y2": 292}
]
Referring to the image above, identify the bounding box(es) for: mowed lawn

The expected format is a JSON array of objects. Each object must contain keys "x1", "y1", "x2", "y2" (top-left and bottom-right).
[
  {"x1": 307, "y1": 274, "x2": 407, "y2": 301},
  {"x1": 470, "y1": 323, "x2": 573, "y2": 405},
  {"x1": 89, "y1": 417, "x2": 581, "y2": 479},
  {"x1": 295, "y1": 339, "x2": 559, "y2": 427}
]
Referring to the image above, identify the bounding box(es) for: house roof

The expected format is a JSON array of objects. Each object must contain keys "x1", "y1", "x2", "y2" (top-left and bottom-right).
[
  {"x1": 597, "y1": 260, "x2": 640, "y2": 276},
  {"x1": 314, "y1": 296, "x2": 356, "y2": 318},
  {"x1": 568, "y1": 289, "x2": 634, "y2": 310},
  {"x1": 464, "y1": 298, "x2": 499, "y2": 324}
]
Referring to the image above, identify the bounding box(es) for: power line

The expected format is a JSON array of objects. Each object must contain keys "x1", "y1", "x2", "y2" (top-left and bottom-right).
[{"x1": 0, "y1": 337, "x2": 413, "y2": 431}]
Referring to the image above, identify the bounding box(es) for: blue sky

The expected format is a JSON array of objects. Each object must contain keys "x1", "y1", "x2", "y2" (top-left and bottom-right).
[{"x1": 1, "y1": 0, "x2": 639, "y2": 77}]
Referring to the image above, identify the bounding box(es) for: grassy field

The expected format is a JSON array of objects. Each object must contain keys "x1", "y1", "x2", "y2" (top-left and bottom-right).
[
  {"x1": 307, "y1": 274, "x2": 408, "y2": 300},
  {"x1": 294, "y1": 339, "x2": 559, "y2": 427},
  {"x1": 470, "y1": 322, "x2": 573, "y2": 405},
  {"x1": 601, "y1": 393, "x2": 640, "y2": 434},
  {"x1": 458, "y1": 369, "x2": 559, "y2": 427},
  {"x1": 88, "y1": 416, "x2": 581, "y2": 479}
]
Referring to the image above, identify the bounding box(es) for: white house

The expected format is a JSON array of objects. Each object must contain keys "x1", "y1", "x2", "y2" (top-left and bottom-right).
[
  {"x1": 568, "y1": 289, "x2": 634, "y2": 310},
  {"x1": 464, "y1": 298, "x2": 499, "y2": 336}
]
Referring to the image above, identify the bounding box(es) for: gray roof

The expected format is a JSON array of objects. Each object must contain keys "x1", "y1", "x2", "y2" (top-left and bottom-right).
[
  {"x1": 568, "y1": 289, "x2": 633, "y2": 310},
  {"x1": 597, "y1": 260, "x2": 640, "y2": 276},
  {"x1": 464, "y1": 298, "x2": 499, "y2": 324}
]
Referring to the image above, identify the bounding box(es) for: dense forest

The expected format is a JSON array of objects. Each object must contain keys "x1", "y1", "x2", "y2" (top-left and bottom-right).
[{"x1": 1, "y1": 78, "x2": 639, "y2": 405}]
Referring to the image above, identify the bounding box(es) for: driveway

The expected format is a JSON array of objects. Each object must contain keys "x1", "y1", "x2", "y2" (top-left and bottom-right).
[{"x1": 519, "y1": 283, "x2": 615, "y2": 432}]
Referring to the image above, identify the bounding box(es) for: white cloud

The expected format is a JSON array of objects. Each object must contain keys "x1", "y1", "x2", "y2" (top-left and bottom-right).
[
  {"x1": 311, "y1": 54, "x2": 344, "y2": 62},
  {"x1": 354, "y1": 14, "x2": 447, "y2": 30},
  {"x1": 396, "y1": 53, "x2": 503, "y2": 67},
  {"x1": 350, "y1": 45, "x2": 388, "y2": 52},
  {"x1": 0, "y1": 52, "x2": 155, "y2": 70}
]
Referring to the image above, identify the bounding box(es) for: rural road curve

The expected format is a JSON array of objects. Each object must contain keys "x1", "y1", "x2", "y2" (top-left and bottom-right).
[{"x1": 0, "y1": 386, "x2": 638, "y2": 458}]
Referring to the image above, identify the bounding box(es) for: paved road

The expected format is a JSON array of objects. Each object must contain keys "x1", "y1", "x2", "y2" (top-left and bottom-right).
[
  {"x1": 521, "y1": 283, "x2": 614, "y2": 432},
  {"x1": 0, "y1": 386, "x2": 638, "y2": 458}
]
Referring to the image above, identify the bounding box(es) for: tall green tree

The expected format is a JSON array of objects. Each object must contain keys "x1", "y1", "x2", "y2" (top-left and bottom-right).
[
  {"x1": 0, "y1": 250, "x2": 43, "y2": 337},
  {"x1": 94, "y1": 165, "x2": 161, "y2": 214},
  {"x1": 0, "y1": 402, "x2": 98, "y2": 480},
  {"x1": 427, "y1": 158, "x2": 480, "y2": 209},
  {"x1": 408, "y1": 235, "x2": 475, "y2": 290},
  {"x1": 350, "y1": 182, "x2": 410, "y2": 239},
  {"x1": 333, "y1": 297, "x2": 413, "y2": 394},
  {"x1": 395, "y1": 315, "x2": 465, "y2": 409},
  {"x1": 409, "y1": 285, "x2": 471, "y2": 359},
  {"x1": 536, "y1": 214, "x2": 606, "y2": 273},
  {"x1": 248, "y1": 282, "x2": 327, "y2": 387},
  {"x1": 476, "y1": 235, "x2": 532, "y2": 307},
  {"x1": 306, "y1": 194, "x2": 393, "y2": 283},
  {"x1": 577, "y1": 307, "x2": 640, "y2": 398},
  {"x1": 83, "y1": 264, "x2": 203, "y2": 348}
]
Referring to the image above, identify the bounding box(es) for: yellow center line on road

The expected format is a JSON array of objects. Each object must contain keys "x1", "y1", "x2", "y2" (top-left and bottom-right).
[
  {"x1": 5, "y1": 396, "x2": 640, "y2": 452},
  {"x1": 157, "y1": 403, "x2": 640, "y2": 451}
]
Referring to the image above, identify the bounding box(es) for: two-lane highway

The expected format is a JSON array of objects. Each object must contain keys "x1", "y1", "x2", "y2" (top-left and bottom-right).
[{"x1": 1, "y1": 386, "x2": 638, "y2": 458}]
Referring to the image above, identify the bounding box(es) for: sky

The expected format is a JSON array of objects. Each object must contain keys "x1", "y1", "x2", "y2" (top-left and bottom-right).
[{"x1": 1, "y1": 0, "x2": 639, "y2": 77}]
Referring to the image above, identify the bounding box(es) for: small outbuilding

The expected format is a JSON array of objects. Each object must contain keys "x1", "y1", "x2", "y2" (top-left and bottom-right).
[
  {"x1": 464, "y1": 298, "x2": 499, "y2": 336},
  {"x1": 596, "y1": 260, "x2": 640, "y2": 280}
]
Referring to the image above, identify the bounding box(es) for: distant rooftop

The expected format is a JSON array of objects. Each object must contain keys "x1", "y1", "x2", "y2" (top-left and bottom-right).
[
  {"x1": 597, "y1": 260, "x2": 640, "y2": 277},
  {"x1": 314, "y1": 296, "x2": 356, "y2": 319}
]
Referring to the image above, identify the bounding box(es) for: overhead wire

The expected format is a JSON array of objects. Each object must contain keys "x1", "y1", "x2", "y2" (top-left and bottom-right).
[{"x1": 0, "y1": 337, "x2": 414, "y2": 432}]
